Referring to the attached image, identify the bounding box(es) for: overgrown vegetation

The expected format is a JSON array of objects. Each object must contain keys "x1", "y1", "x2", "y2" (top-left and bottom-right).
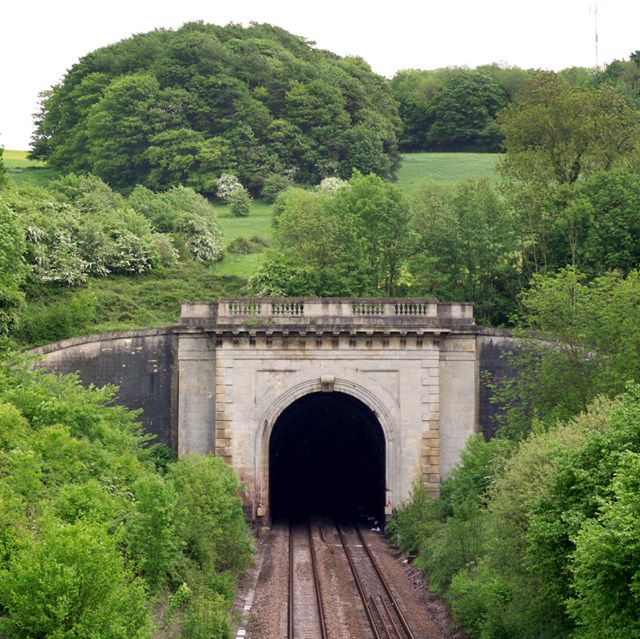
[
  {"x1": 0, "y1": 357, "x2": 253, "y2": 637},
  {"x1": 391, "y1": 386, "x2": 640, "y2": 639}
]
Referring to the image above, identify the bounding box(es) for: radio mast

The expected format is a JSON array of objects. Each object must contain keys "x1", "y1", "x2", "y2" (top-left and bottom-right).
[{"x1": 590, "y1": 4, "x2": 599, "y2": 68}]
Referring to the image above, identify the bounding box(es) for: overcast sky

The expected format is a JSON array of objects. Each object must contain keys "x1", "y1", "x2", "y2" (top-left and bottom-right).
[{"x1": 2, "y1": 0, "x2": 639, "y2": 150}]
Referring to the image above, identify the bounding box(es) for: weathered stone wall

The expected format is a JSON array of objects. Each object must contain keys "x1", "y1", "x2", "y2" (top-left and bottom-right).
[
  {"x1": 30, "y1": 329, "x2": 177, "y2": 447},
  {"x1": 477, "y1": 331, "x2": 518, "y2": 440}
]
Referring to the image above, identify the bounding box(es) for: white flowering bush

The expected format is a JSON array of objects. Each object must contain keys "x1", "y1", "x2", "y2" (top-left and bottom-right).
[
  {"x1": 31, "y1": 229, "x2": 88, "y2": 285},
  {"x1": 215, "y1": 173, "x2": 242, "y2": 202},
  {"x1": 179, "y1": 215, "x2": 223, "y2": 262},
  {"x1": 317, "y1": 176, "x2": 350, "y2": 195},
  {"x1": 7, "y1": 179, "x2": 165, "y2": 285}
]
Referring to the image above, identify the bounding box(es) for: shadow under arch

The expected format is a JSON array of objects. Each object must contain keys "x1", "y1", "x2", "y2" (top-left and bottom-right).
[{"x1": 253, "y1": 375, "x2": 399, "y2": 522}]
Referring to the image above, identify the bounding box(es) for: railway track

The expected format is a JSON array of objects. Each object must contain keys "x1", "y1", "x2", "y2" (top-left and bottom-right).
[
  {"x1": 287, "y1": 518, "x2": 418, "y2": 639},
  {"x1": 288, "y1": 520, "x2": 328, "y2": 639},
  {"x1": 336, "y1": 521, "x2": 418, "y2": 639}
]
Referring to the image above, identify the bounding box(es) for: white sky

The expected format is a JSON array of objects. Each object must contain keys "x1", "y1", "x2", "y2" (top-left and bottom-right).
[{"x1": 2, "y1": 0, "x2": 639, "y2": 150}]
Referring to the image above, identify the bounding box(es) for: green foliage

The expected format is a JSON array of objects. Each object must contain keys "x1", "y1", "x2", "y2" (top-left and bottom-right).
[
  {"x1": 579, "y1": 168, "x2": 640, "y2": 277},
  {"x1": 0, "y1": 518, "x2": 153, "y2": 639},
  {"x1": 569, "y1": 451, "x2": 640, "y2": 638},
  {"x1": 126, "y1": 473, "x2": 181, "y2": 592},
  {"x1": 0, "y1": 147, "x2": 7, "y2": 190},
  {"x1": 525, "y1": 388, "x2": 640, "y2": 609},
  {"x1": 391, "y1": 66, "x2": 523, "y2": 153},
  {"x1": 229, "y1": 185, "x2": 252, "y2": 217},
  {"x1": 407, "y1": 178, "x2": 519, "y2": 325},
  {"x1": 0, "y1": 198, "x2": 27, "y2": 334},
  {"x1": 246, "y1": 251, "x2": 325, "y2": 297},
  {"x1": 32, "y1": 22, "x2": 401, "y2": 190},
  {"x1": 226, "y1": 236, "x2": 268, "y2": 255},
  {"x1": 129, "y1": 185, "x2": 223, "y2": 263},
  {"x1": 426, "y1": 70, "x2": 507, "y2": 152},
  {"x1": 12, "y1": 286, "x2": 95, "y2": 345},
  {"x1": 498, "y1": 72, "x2": 640, "y2": 187},
  {"x1": 386, "y1": 480, "x2": 439, "y2": 555},
  {"x1": 390, "y1": 434, "x2": 510, "y2": 597},
  {"x1": 448, "y1": 560, "x2": 511, "y2": 639},
  {"x1": 168, "y1": 455, "x2": 253, "y2": 578},
  {"x1": 0, "y1": 358, "x2": 253, "y2": 637},
  {"x1": 333, "y1": 171, "x2": 412, "y2": 294},
  {"x1": 260, "y1": 172, "x2": 294, "y2": 202},
  {"x1": 3, "y1": 178, "x2": 164, "y2": 286},
  {"x1": 496, "y1": 72, "x2": 640, "y2": 280},
  {"x1": 181, "y1": 587, "x2": 230, "y2": 639},
  {"x1": 493, "y1": 268, "x2": 640, "y2": 437},
  {"x1": 401, "y1": 379, "x2": 640, "y2": 639}
]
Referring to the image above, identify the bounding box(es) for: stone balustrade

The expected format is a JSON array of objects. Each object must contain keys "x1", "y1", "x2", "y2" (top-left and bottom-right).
[{"x1": 179, "y1": 298, "x2": 475, "y2": 332}]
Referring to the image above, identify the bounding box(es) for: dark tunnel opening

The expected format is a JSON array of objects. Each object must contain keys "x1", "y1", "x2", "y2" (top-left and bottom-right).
[{"x1": 269, "y1": 391, "x2": 386, "y2": 525}]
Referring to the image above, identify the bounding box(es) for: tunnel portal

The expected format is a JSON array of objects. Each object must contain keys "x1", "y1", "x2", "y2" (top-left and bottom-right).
[{"x1": 269, "y1": 392, "x2": 386, "y2": 523}]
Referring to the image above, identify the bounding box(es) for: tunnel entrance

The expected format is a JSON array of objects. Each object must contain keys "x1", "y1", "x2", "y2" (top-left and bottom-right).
[{"x1": 269, "y1": 391, "x2": 386, "y2": 524}]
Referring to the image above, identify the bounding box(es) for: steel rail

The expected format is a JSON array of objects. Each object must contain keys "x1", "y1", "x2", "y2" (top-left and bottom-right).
[
  {"x1": 288, "y1": 519, "x2": 328, "y2": 639},
  {"x1": 336, "y1": 521, "x2": 383, "y2": 639},
  {"x1": 353, "y1": 522, "x2": 419, "y2": 639},
  {"x1": 307, "y1": 519, "x2": 329, "y2": 639}
]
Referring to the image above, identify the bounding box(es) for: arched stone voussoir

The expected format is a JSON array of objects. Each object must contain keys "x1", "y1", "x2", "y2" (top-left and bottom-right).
[{"x1": 251, "y1": 367, "x2": 401, "y2": 519}]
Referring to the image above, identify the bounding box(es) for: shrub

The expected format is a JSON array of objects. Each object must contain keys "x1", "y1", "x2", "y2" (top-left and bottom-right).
[
  {"x1": 229, "y1": 186, "x2": 252, "y2": 217},
  {"x1": 0, "y1": 199, "x2": 27, "y2": 333},
  {"x1": 14, "y1": 288, "x2": 97, "y2": 346},
  {"x1": 261, "y1": 173, "x2": 294, "y2": 203},
  {"x1": 168, "y1": 455, "x2": 253, "y2": 578},
  {"x1": 126, "y1": 474, "x2": 181, "y2": 592},
  {"x1": 387, "y1": 480, "x2": 438, "y2": 555},
  {"x1": 0, "y1": 519, "x2": 153, "y2": 639},
  {"x1": 215, "y1": 173, "x2": 242, "y2": 202}
]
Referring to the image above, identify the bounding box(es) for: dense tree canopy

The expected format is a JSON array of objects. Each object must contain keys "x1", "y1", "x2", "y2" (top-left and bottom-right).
[
  {"x1": 391, "y1": 53, "x2": 640, "y2": 153},
  {"x1": 31, "y1": 22, "x2": 402, "y2": 194},
  {"x1": 392, "y1": 66, "x2": 520, "y2": 152},
  {"x1": 498, "y1": 71, "x2": 640, "y2": 187},
  {"x1": 408, "y1": 178, "x2": 519, "y2": 324}
]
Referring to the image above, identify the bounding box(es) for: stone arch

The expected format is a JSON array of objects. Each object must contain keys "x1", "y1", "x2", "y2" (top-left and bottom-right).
[{"x1": 252, "y1": 369, "x2": 401, "y2": 519}]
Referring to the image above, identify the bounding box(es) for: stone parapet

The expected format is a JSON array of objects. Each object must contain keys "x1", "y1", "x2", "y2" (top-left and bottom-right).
[{"x1": 179, "y1": 298, "x2": 475, "y2": 333}]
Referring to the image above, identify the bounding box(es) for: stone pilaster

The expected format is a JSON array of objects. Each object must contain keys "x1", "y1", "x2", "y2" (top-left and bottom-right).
[
  {"x1": 421, "y1": 353, "x2": 441, "y2": 495},
  {"x1": 177, "y1": 334, "x2": 216, "y2": 456}
]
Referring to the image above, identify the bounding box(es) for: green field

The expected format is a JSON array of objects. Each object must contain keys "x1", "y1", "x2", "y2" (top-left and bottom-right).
[
  {"x1": 395, "y1": 152, "x2": 500, "y2": 190},
  {"x1": 213, "y1": 200, "x2": 274, "y2": 278},
  {"x1": 3, "y1": 149, "x2": 59, "y2": 186},
  {"x1": 4, "y1": 149, "x2": 501, "y2": 192}
]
